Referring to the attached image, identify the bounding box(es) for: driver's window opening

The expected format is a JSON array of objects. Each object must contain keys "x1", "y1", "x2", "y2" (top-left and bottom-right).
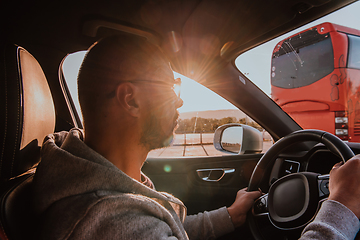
[{"x1": 63, "y1": 52, "x2": 273, "y2": 158}]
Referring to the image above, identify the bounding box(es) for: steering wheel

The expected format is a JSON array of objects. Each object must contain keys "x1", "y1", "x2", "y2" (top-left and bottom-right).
[{"x1": 247, "y1": 129, "x2": 354, "y2": 240}]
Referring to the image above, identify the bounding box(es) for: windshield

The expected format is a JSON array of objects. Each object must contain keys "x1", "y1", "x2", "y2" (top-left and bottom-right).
[
  {"x1": 271, "y1": 32, "x2": 333, "y2": 89},
  {"x1": 236, "y1": 1, "x2": 360, "y2": 142},
  {"x1": 236, "y1": 1, "x2": 360, "y2": 97}
]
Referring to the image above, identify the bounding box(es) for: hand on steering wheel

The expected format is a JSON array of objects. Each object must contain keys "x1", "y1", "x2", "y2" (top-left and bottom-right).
[
  {"x1": 247, "y1": 130, "x2": 354, "y2": 240},
  {"x1": 328, "y1": 157, "x2": 360, "y2": 219}
]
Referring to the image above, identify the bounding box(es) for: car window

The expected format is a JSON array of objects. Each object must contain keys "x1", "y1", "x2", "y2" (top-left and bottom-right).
[
  {"x1": 62, "y1": 53, "x2": 272, "y2": 158},
  {"x1": 236, "y1": 1, "x2": 360, "y2": 142},
  {"x1": 236, "y1": 2, "x2": 360, "y2": 97},
  {"x1": 62, "y1": 50, "x2": 87, "y2": 122},
  {"x1": 148, "y1": 73, "x2": 271, "y2": 158}
]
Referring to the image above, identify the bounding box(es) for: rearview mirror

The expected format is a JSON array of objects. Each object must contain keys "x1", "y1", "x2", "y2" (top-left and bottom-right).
[{"x1": 213, "y1": 123, "x2": 263, "y2": 154}]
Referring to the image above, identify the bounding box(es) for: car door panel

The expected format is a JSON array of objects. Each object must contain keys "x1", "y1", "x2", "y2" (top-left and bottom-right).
[{"x1": 142, "y1": 154, "x2": 261, "y2": 214}]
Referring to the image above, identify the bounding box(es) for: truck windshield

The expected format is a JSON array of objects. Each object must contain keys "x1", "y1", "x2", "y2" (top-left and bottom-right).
[{"x1": 271, "y1": 30, "x2": 334, "y2": 89}]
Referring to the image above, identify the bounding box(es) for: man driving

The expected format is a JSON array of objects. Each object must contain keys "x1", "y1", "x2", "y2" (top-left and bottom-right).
[{"x1": 32, "y1": 35, "x2": 360, "y2": 239}]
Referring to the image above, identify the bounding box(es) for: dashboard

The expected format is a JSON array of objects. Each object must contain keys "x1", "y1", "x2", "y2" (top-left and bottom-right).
[
  {"x1": 306, "y1": 150, "x2": 340, "y2": 174},
  {"x1": 270, "y1": 142, "x2": 360, "y2": 183}
]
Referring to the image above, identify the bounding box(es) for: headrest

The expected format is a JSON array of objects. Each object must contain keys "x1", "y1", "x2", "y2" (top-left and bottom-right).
[{"x1": 0, "y1": 44, "x2": 55, "y2": 181}]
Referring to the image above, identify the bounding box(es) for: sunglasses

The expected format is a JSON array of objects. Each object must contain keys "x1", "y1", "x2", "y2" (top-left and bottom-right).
[{"x1": 106, "y1": 78, "x2": 181, "y2": 99}]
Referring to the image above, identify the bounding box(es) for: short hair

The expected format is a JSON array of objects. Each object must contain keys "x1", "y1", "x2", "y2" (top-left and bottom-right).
[{"x1": 78, "y1": 35, "x2": 169, "y2": 123}]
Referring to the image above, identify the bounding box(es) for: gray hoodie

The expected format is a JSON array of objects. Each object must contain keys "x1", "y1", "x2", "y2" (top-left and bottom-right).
[
  {"x1": 32, "y1": 128, "x2": 360, "y2": 239},
  {"x1": 32, "y1": 128, "x2": 234, "y2": 239}
]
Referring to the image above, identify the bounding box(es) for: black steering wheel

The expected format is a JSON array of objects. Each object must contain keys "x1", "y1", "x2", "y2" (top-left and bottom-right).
[{"x1": 247, "y1": 129, "x2": 354, "y2": 240}]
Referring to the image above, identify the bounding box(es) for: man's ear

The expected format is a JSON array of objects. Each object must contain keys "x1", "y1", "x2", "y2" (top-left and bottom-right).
[{"x1": 115, "y1": 83, "x2": 140, "y2": 117}]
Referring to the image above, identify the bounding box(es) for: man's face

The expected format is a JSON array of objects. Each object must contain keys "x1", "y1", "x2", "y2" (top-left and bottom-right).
[{"x1": 139, "y1": 64, "x2": 183, "y2": 151}]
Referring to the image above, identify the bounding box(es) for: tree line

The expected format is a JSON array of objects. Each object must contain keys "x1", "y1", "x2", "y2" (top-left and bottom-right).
[{"x1": 175, "y1": 117, "x2": 263, "y2": 134}]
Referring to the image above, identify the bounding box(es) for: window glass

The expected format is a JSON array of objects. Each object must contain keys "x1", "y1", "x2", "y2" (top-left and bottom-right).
[
  {"x1": 271, "y1": 35, "x2": 333, "y2": 89},
  {"x1": 62, "y1": 53, "x2": 271, "y2": 158},
  {"x1": 348, "y1": 35, "x2": 360, "y2": 70},
  {"x1": 62, "y1": 51, "x2": 87, "y2": 122},
  {"x1": 147, "y1": 74, "x2": 268, "y2": 158},
  {"x1": 236, "y1": 1, "x2": 360, "y2": 143},
  {"x1": 236, "y1": 1, "x2": 360, "y2": 97}
]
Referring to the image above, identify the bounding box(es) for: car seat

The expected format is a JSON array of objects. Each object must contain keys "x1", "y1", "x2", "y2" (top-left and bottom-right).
[{"x1": 0, "y1": 44, "x2": 56, "y2": 239}]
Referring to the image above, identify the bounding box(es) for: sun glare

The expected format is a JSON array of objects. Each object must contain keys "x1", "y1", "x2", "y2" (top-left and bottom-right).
[{"x1": 174, "y1": 72, "x2": 237, "y2": 113}]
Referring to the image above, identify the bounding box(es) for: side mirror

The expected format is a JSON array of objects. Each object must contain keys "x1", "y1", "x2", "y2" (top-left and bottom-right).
[{"x1": 213, "y1": 123, "x2": 263, "y2": 154}]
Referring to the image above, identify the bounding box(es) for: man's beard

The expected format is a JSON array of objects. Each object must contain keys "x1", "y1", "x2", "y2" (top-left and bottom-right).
[{"x1": 140, "y1": 112, "x2": 175, "y2": 151}]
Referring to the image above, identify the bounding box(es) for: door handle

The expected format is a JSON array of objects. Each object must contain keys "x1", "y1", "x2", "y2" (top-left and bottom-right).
[{"x1": 196, "y1": 168, "x2": 235, "y2": 182}]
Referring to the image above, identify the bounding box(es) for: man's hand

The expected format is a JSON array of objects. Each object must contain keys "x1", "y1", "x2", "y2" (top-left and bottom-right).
[
  {"x1": 227, "y1": 188, "x2": 262, "y2": 228},
  {"x1": 328, "y1": 155, "x2": 360, "y2": 218}
]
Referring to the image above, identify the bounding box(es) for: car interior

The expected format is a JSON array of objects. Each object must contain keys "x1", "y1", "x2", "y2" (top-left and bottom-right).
[{"x1": 0, "y1": 0, "x2": 359, "y2": 239}]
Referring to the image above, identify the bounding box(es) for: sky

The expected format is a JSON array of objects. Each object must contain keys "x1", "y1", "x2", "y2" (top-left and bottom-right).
[{"x1": 63, "y1": 1, "x2": 360, "y2": 116}]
